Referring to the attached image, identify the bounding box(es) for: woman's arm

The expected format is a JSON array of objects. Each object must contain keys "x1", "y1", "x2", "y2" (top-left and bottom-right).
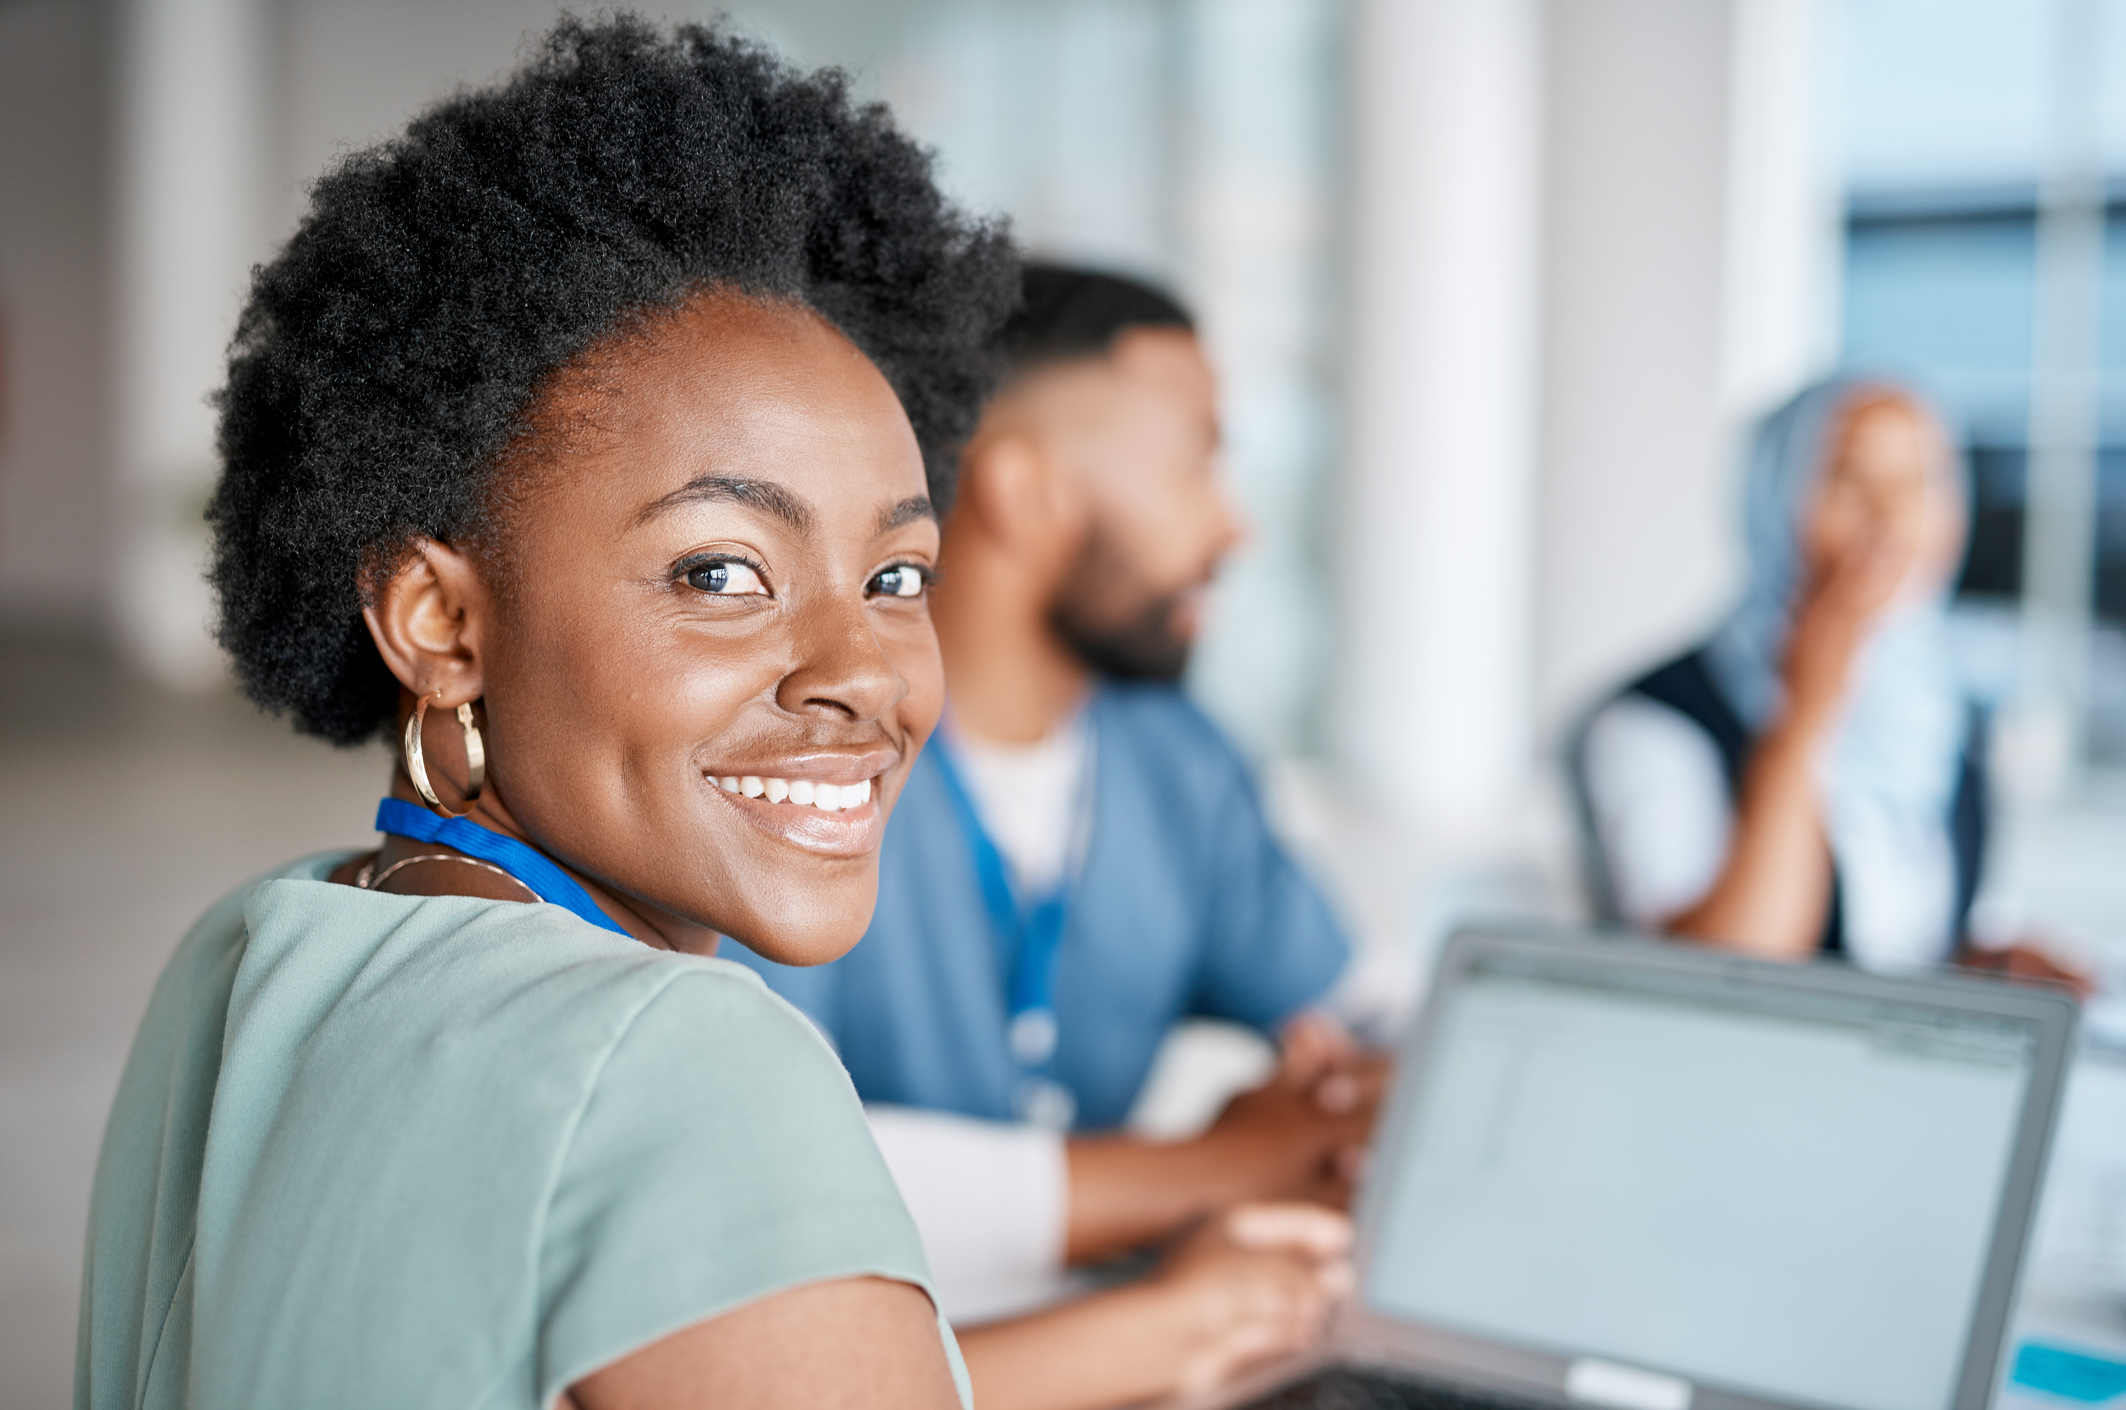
[
  {"x1": 959, "y1": 1204, "x2": 1352, "y2": 1410},
  {"x1": 1665, "y1": 535, "x2": 1907, "y2": 959},
  {"x1": 1663, "y1": 717, "x2": 1835, "y2": 959},
  {"x1": 567, "y1": 1276, "x2": 960, "y2": 1410}
]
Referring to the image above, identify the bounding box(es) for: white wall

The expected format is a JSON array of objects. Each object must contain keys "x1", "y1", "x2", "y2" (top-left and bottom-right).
[
  {"x1": 1535, "y1": 0, "x2": 1736, "y2": 738},
  {"x1": 1322, "y1": 0, "x2": 1838, "y2": 852},
  {"x1": 76, "y1": 0, "x2": 1343, "y2": 743},
  {"x1": 278, "y1": 0, "x2": 571, "y2": 230},
  {"x1": 0, "y1": 0, "x2": 115, "y2": 637},
  {"x1": 1326, "y1": 0, "x2": 1836, "y2": 824},
  {"x1": 1170, "y1": 0, "x2": 1341, "y2": 757},
  {"x1": 1534, "y1": 0, "x2": 1837, "y2": 741},
  {"x1": 110, "y1": 0, "x2": 277, "y2": 686},
  {"x1": 3, "y1": 0, "x2": 1842, "y2": 768},
  {"x1": 1332, "y1": 0, "x2": 1545, "y2": 833},
  {"x1": 1722, "y1": 0, "x2": 1842, "y2": 421}
]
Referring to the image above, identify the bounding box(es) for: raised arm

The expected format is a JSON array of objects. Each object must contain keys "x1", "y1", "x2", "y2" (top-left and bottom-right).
[{"x1": 1667, "y1": 534, "x2": 1904, "y2": 957}]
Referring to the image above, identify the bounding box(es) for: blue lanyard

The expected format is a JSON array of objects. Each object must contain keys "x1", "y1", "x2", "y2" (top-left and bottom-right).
[
  {"x1": 927, "y1": 741, "x2": 1076, "y2": 1091},
  {"x1": 374, "y1": 798, "x2": 632, "y2": 939}
]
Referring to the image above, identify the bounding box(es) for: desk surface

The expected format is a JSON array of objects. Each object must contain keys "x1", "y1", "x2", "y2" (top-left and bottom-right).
[{"x1": 2002, "y1": 1044, "x2": 2126, "y2": 1405}]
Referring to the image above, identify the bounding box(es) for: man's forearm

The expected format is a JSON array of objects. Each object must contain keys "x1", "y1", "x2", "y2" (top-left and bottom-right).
[
  {"x1": 958, "y1": 1278, "x2": 1204, "y2": 1410},
  {"x1": 1063, "y1": 1133, "x2": 1244, "y2": 1264}
]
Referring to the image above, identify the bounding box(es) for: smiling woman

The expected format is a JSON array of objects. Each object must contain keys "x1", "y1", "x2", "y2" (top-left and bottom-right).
[
  {"x1": 354, "y1": 292, "x2": 950, "y2": 963},
  {"x1": 75, "y1": 16, "x2": 1015, "y2": 1410}
]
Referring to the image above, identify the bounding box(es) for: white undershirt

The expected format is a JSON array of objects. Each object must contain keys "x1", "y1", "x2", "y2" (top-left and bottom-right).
[
  {"x1": 856, "y1": 713, "x2": 1094, "y2": 1326},
  {"x1": 864, "y1": 1105, "x2": 1072, "y2": 1325},
  {"x1": 1580, "y1": 694, "x2": 1958, "y2": 972},
  {"x1": 951, "y1": 710, "x2": 1094, "y2": 898}
]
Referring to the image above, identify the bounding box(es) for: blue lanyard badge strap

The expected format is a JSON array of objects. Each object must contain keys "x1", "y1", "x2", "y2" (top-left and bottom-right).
[
  {"x1": 373, "y1": 797, "x2": 633, "y2": 939},
  {"x1": 927, "y1": 743, "x2": 1080, "y2": 1130}
]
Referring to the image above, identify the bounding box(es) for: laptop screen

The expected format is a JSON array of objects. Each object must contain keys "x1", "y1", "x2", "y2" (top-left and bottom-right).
[{"x1": 1362, "y1": 951, "x2": 2040, "y2": 1410}]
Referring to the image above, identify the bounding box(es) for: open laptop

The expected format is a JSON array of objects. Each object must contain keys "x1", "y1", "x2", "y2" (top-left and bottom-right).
[{"x1": 1190, "y1": 924, "x2": 2079, "y2": 1410}]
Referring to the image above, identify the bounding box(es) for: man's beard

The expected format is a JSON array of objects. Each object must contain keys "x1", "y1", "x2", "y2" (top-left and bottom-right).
[
  {"x1": 1050, "y1": 592, "x2": 1194, "y2": 682},
  {"x1": 1047, "y1": 529, "x2": 1197, "y2": 683}
]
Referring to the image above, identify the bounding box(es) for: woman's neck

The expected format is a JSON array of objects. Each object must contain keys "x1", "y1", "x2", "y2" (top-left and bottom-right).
[{"x1": 356, "y1": 775, "x2": 721, "y2": 955}]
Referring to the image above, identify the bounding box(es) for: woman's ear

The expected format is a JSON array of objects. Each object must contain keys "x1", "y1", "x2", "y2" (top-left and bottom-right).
[{"x1": 362, "y1": 538, "x2": 491, "y2": 706}]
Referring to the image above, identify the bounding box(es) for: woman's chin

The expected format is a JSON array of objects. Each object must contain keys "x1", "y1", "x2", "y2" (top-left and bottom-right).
[
  {"x1": 723, "y1": 927, "x2": 868, "y2": 968},
  {"x1": 709, "y1": 889, "x2": 878, "y2": 968}
]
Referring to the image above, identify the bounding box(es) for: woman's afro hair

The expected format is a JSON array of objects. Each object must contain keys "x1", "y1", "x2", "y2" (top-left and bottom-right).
[{"x1": 208, "y1": 14, "x2": 1020, "y2": 745}]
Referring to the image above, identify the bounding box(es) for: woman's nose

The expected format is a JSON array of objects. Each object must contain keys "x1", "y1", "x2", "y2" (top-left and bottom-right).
[{"x1": 774, "y1": 597, "x2": 909, "y2": 722}]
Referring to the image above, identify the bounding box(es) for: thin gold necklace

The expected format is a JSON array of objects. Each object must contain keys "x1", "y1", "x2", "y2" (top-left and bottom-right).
[{"x1": 355, "y1": 851, "x2": 540, "y2": 901}]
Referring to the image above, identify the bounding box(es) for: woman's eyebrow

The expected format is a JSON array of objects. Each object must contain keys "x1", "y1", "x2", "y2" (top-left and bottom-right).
[
  {"x1": 877, "y1": 496, "x2": 935, "y2": 534},
  {"x1": 634, "y1": 476, "x2": 815, "y2": 533}
]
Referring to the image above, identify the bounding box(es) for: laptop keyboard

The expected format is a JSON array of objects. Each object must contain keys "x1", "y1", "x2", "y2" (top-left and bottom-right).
[{"x1": 1238, "y1": 1366, "x2": 1544, "y2": 1410}]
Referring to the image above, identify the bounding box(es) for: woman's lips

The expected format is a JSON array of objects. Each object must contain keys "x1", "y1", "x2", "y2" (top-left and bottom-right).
[
  {"x1": 713, "y1": 774, "x2": 872, "y2": 810},
  {"x1": 703, "y1": 766, "x2": 890, "y2": 858}
]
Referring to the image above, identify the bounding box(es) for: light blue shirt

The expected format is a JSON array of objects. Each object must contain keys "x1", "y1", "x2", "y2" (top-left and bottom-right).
[
  {"x1": 731, "y1": 683, "x2": 1350, "y2": 1130},
  {"x1": 77, "y1": 855, "x2": 966, "y2": 1409}
]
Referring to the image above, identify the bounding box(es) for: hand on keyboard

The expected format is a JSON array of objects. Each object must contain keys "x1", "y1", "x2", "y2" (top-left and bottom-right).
[{"x1": 1160, "y1": 1203, "x2": 1355, "y2": 1397}]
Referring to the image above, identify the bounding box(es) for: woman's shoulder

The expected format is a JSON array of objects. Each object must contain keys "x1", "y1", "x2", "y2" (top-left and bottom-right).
[
  {"x1": 535, "y1": 955, "x2": 931, "y2": 1405},
  {"x1": 142, "y1": 863, "x2": 918, "y2": 1408},
  {"x1": 226, "y1": 865, "x2": 827, "y2": 1090}
]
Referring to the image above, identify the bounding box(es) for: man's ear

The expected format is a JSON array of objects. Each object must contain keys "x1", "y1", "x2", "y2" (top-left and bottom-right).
[
  {"x1": 960, "y1": 430, "x2": 1091, "y2": 556},
  {"x1": 362, "y1": 538, "x2": 490, "y2": 707}
]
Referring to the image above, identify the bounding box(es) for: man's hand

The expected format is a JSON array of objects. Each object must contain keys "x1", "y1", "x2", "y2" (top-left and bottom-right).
[
  {"x1": 1154, "y1": 1204, "x2": 1355, "y2": 1397},
  {"x1": 1194, "y1": 1015, "x2": 1385, "y2": 1210},
  {"x1": 957, "y1": 1204, "x2": 1352, "y2": 1410},
  {"x1": 1063, "y1": 1015, "x2": 1386, "y2": 1264}
]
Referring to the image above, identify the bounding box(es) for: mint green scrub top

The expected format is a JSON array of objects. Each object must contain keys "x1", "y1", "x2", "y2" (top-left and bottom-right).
[{"x1": 75, "y1": 854, "x2": 969, "y2": 1409}]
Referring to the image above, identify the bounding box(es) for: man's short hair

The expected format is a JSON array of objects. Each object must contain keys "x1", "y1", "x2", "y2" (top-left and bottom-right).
[{"x1": 1000, "y1": 264, "x2": 1194, "y2": 379}]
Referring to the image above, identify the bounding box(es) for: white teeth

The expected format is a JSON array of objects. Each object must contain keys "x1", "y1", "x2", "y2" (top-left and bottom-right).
[{"x1": 723, "y1": 774, "x2": 876, "y2": 810}]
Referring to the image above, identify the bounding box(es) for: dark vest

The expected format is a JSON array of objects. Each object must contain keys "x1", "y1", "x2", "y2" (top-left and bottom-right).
[{"x1": 1583, "y1": 647, "x2": 1988, "y2": 957}]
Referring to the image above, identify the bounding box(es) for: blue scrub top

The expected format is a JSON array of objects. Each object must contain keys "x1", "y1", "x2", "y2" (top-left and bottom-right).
[{"x1": 730, "y1": 682, "x2": 1350, "y2": 1131}]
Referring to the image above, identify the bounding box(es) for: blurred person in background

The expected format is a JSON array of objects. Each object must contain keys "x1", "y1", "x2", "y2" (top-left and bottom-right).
[
  {"x1": 732, "y1": 264, "x2": 1374, "y2": 1410},
  {"x1": 1575, "y1": 375, "x2": 2086, "y2": 991}
]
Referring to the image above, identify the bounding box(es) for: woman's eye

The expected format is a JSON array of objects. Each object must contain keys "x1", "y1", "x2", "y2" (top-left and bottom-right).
[
  {"x1": 685, "y1": 560, "x2": 768, "y2": 596},
  {"x1": 871, "y1": 564, "x2": 928, "y2": 599}
]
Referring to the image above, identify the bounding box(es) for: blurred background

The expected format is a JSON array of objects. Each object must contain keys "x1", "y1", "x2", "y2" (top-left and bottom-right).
[{"x1": 9, "y1": 0, "x2": 2126, "y2": 1404}]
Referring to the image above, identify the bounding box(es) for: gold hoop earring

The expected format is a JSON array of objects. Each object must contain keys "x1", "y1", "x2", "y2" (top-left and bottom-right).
[{"x1": 404, "y1": 692, "x2": 486, "y2": 817}]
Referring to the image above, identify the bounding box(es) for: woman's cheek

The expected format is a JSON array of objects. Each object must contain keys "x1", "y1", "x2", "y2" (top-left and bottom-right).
[
  {"x1": 880, "y1": 617, "x2": 945, "y2": 718},
  {"x1": 903, "y1": 651, "x2": 947, "y2": 737}
]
